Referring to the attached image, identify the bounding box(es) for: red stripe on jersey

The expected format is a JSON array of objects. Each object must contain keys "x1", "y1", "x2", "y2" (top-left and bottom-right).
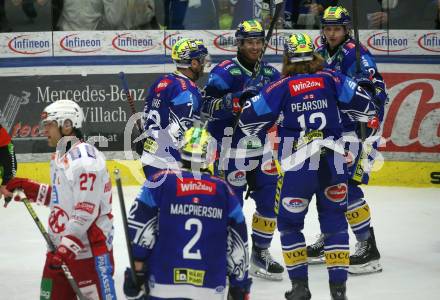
[
  {"x1": 0, "y1": 127, "x2": 11, "y2": 147},
  {"x1": 87, "y1": 219, "x2": 110, "y2": 256}
]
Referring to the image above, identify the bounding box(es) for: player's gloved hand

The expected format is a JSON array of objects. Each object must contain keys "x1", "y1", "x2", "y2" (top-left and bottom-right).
[
  {"x1": 134, "y1": 136, "x2": 145, "y2": 156},
  {"x1": 355, "y1": 76, "x2": 375, "y2": 97},
  {"x1": 228, "y1": 277, "x2": 252, "y2": 300},
  {"x1": 6, "y1": 177, "x2": 51, "y2": 206},
  {"x1": 356, "y1": 115, "x2": 380, "y2": 139},
  {"x1": 223, "y1": 92, "x2": 245, "y2": 114},
  {"x1": 47, "y1": 235, "x2": 83, "y2": 270},
  {"x1": 123, "y1": 267, "x2": 148, "y2": 300}
]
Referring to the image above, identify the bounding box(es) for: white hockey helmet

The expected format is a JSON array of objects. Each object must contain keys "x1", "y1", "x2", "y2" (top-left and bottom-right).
[{"x1": 41, "y1": 100, "x2": 85, "y2": 129}]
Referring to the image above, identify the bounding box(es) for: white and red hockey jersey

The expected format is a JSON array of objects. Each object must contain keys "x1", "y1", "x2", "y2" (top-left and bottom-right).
[{"x1": 46, "y1": 142, "x2": 114, "y2": 260}]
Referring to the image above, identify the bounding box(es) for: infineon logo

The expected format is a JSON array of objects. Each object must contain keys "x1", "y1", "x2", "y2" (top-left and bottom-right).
[
  {"x1": 60, "y1": 33, "x2": 102, "y2": 53},
  {"x1": 112, "y1": 33, "x2": 155, "y2": 53},
  {"x1": 7, "y1": 34, "x2": 50, "y2": 55},
  {"x1": 417, "y1": 32, "x2": 440, "y2": 53},
  {"x1": 213, "y1": 32, "x2": 236, "y2": 52},
  {"x1": 163, "y1": 33, "x2": 185, "y2": 50},
  {"x1": 313, "y1": 35, "x2": 322, "y2": 48},
  {"x1": 367, "y1": 32, "x2": 408, "y2": 52},
  {"x1": 267, "y1": 33, "x2": 285, "y2": 51}
]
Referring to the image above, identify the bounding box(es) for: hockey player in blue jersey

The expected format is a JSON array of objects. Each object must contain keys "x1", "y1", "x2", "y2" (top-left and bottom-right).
[
  {"x1": 203, "y1": 19, "x2": 284, "y2": 281},
  {"x1": 123, "y1": 126, "x2": 252, "y2": 300},
  {"x1": 139, "y1": 38, "x2": 209, "y2": 180},
  {"x1": 238, "y1": 33, "x2": 378, "y2": 300},
  {"x1": 307, "y1": 6, "x2": 387, "y2": 275}
]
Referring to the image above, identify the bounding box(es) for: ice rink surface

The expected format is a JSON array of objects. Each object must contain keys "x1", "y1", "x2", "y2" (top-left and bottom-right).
[{"x1": 1, "y1": 186, "x2": 439, "y2": 300}]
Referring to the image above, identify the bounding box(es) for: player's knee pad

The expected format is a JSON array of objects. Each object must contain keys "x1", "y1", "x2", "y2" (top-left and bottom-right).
[
  {"x1": 252, "y1": 188, "x2": 277, "y2": 218},
  {"x1": 252, "y1": 212, "x2": 276, "y2": 237},
  {"x1": 345, "y1": 198, "x2": 371, "y2": 232},
  {"x1": 319, "y1": 209, "x2": 348, "y2": 234}
]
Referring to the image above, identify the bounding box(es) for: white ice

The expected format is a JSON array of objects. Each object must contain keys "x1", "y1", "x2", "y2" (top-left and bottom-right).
[{"x1": 1, "y1": 186, "x2": 439, "y2": 300}]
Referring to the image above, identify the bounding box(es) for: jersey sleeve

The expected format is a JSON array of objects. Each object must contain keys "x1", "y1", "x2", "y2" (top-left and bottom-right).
[
  {"x1": 224, "y1": 181, "x2": 249, "y2": 284},
  {"x1": 342, "y1": 44, "x2": 388, "y2": 120},
  {"x1": 0, "y1": 143, "x2": 16, "y2": 185},
  {"x1": 205, "y1": 61, "x2": 237, "y2": 97},
  {"x1": 239, "y1": 79, "x2": 287, "y2": 137},
  {"x1": 61, "y1": 144, "x2": 111, "y2": 254},
  {"x1": 168, "y1": 87, "x2": 201, "y2": 142},
  {"x1": 331, "y1": 71, "x2": 377, "y2": 122},
  {"x1": 127, "y1": 174, "x2": 165, "y2": 261}
]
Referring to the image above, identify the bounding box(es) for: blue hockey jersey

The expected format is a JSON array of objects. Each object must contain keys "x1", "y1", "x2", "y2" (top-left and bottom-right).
[
  {"x1": 204, "y1": 58, "x2": 280, "y2": 155},
  {"x1": 238, "y1": 69, "x2": 377, "y2": 170},
  {"x1": 128, "y1": 169, "x2": 249, "y2": 300},
  {"x1": 141, "y1": 71, "x2": 202, "y2": 168},
  {"x1": 317, "y1": 38, "x2": 388, "y2": 127}
]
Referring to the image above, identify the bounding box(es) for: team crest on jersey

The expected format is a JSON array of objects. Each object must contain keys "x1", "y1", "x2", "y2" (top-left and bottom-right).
[
  {"x1": 155, "y1": 78, "x2": 172, "y2": 93},
  {"x1": 288, "y1": 78, "x2": 325, "y2": 96},
  {"x1": 48, "y1": 206, "x2": 69, "y2": 233},
  {"x1": 227, "y1": 170, "x2": 246, "y2": 187},
  {"x1": 238, "y1": 120, "x2": 269, "y2": 136},
  {"x1": 325, "y1": 183, "x2": 347, "y2": 202},
  {"x1": 281, "y1": 197, "x2": 308, "y2": 213}
]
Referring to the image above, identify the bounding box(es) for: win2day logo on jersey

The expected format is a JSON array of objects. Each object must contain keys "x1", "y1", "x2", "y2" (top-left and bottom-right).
[
  {"x1": 176, "y1": 178, "x2": 216, "y2": 196},
  {"x1": 289, "y1": 78, "x2": 324, "y2": 96}
]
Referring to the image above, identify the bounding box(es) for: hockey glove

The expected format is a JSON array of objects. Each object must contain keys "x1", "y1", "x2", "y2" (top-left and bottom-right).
[
  {"x1": 47, "y1": 236, "x2": 83, "y2": 269},
  {"x1": 6, "y1": 177, "x2": 51, "y2": 206},
  {"x1": 135, "y1": 136, "x2": 146, "y2": 156},
  {"x1": 123, "y1": 267, "x2": 148, "y2": 300},
  {"x1": 356, "y1": 116, "x2": 380, "y2": 139},
  {"x1": 228, "y1": 277, "x2": 252, "y2": 300},
  {"x1": 355, "y1": 76, "x2": 375, "y2": 97}
]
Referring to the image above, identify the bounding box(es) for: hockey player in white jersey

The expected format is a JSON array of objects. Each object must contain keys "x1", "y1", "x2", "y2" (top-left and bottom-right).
[{"x1": 5, "y1": 100, "x2": 116, "y2": 300}]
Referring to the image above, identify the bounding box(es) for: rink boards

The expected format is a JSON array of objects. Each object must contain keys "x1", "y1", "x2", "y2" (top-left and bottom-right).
[{"x1": 0, "y1": 30, "x2": 439, "y2": 188}]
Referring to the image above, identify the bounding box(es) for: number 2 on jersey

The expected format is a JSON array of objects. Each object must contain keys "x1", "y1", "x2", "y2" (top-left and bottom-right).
[{"x1": 183, "y1": 218, "x2": 202, "y2": 260}]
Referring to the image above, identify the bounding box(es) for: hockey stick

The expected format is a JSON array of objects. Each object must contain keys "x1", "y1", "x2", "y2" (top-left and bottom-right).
[
  {"x1": 16, "y1": 191, "x2": 88, "y2": 300},
  {"x1": 119, "y1": 71, "x2": 143, "y2": 134},
  {"x1": 232, "y1": 0, "x2": 284, "y2": 133},
  {"x1": 252, "y1": 0, "x2": 284, "y2": 78},
  {"x1": 114, "y1": 169, "x2": 139, "y2": 287},
  {"x1": 352, "y1": 0, "x2": 367, "y2": 141}
]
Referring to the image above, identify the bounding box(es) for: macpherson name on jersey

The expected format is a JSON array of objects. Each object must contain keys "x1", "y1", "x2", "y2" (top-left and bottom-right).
[
  {"x1": 170, "y1": 204, "x2": 223, "y2": 219},
  {"x1": 291, "y1": 99, "x2": 328, "y2": 112}
]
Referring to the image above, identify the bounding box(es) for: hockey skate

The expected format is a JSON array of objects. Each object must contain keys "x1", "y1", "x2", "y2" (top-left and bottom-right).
[
  {"x1": 349, "y1": 227, "x2": 382, "y2": 275},
  {"x1": 330, "y1": 282, "x2": 347, "y2": 300},
  {"x1": 306, "y1": 234, "x2": 325, "y2": 264},
  {"x1": 250, "y1": 246, "x2": 284, "y2": 281},
  {"x1": 285, "y1": 279, "x2": 311, "y2": 300}
]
